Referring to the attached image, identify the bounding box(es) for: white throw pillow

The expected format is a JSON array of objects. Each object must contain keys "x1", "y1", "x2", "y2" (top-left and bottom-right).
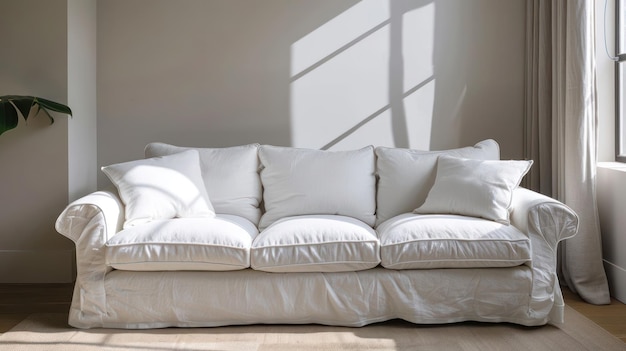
[
  {"x1": 414, "y1": 155, "x2": 533, "y2": 224},
  {"x1": 145, "y1": 143, "x2": 262, "y2": 225},
  {"x1": 375, "y1": 139, "x2": 500, "y2": 226},
  {"x1": 102, "y1": 149, "x2": 215, "y2": 228},
  {"x1": 258, "y1": 145, "x2": 376, "y2": 229}
]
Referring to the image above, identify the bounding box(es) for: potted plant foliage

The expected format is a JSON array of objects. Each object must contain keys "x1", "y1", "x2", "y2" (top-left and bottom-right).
[{"x1": 0, "y1": 95, "x2": 72, "y2": 136}]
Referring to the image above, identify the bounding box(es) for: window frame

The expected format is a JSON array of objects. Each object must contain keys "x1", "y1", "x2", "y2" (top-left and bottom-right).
[{"x1": 616, "y1": 0, "x2": 626, "y2": 162}]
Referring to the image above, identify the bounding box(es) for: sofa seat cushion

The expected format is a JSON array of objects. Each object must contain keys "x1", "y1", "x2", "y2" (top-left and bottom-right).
[
  {"x1": 106, "y1": 215, "x2": 258, "y2": 271},
  {"x1": 251, "y1": 215, "x2": 380, "y2": 273},
  {"x1": 378, "y1": 213, "x2": 531, "y2": 269}
]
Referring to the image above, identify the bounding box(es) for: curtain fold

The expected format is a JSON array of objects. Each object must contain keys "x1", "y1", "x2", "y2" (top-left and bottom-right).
[{"x1": 524, "y1": 0, "x2": 610, "y2": 305}]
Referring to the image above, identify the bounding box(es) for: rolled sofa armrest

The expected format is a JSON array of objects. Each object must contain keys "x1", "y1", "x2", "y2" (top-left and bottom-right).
[
  {"x1": 510, "y1": 187, "x2": 579, "y2": 249},
  {"x1": 55, "y1": 190, "x2": 124, "y2": 244},
  {"x1": 55, "y1": 190, "x2": 124, "y2": 328},
  {"x1": 509, "y1": 187, "x2": 579, "y2": 323}
]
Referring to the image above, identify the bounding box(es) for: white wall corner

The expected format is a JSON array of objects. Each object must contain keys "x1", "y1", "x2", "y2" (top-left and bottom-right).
[
  {"x1": 604, "y1": 260, "x2": 626, "y2": 303},
  {"x1": 68, "y1": 0, "x2": 98, "y2": 202},
  {"x1": 597, "y1": 164, "x2": 626, "y2": 301}
]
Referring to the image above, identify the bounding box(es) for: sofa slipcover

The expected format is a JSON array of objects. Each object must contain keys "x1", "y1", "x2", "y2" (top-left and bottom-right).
[{"x1": 55, "y1": 141, "x2": 579, "y2": 329}]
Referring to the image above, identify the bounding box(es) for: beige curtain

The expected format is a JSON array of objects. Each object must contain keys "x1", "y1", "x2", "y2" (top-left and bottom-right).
[{"x1": 524, "y1": 0, "x2": 610, "y2": 304}]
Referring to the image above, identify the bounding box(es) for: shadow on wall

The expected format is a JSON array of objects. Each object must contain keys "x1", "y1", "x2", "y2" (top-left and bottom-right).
[
  {"x1": 97, "y1": 0, "x2": 524, "y2": 187},
  {"x1": 289, "y1": 0, "x2": 523, "y2": 153},
  {"x1": 290, "y1": 0, "x2": 436, "y2": 151}
]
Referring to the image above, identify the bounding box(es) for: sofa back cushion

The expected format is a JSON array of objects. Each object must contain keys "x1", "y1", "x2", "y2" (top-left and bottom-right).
[
  {"x1": 375, "y1": 139, "x2": 500, "y2": 226},
  {"x1": 258, "y1": 145, "x2": 376, "y2": 229},
  {"x1": 145, "y1": 142, "x2": 262, "y2": 225}
]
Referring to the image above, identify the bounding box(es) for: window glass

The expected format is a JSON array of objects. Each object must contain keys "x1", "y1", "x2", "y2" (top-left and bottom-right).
[
  {"x1": 617, "y1": 0, "x2": 626, "y2": 161},
  {"x1": 621, "y1": 1, "x2": 626, "y2": 53}
]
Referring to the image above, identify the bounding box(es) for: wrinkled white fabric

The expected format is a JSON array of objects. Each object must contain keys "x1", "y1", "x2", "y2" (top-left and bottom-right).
[
  {"x1": 378, "y1": 213, "x2": 531, "y2": 269},
  {"x1": 375, "y1": 139, "x2": 500, "y2": 226},
  {"x1": 251, "y1": 215, "x2": 380, "y2": 273},
  {"x1": 55, "y1": 187, "x2": 578, "y2": 329},
  {"x1": 258, "y1": 145, "x2": 376, "y2": 229},
  {"x1": 106, "y1": 215, "x2": 258, "y2": 271},
  {"x1": 510, "y1": 187, "x2": 578, "y2": 322},
  {"x1": 101, "y1": 267, "x2": 533, "y2": 329},
  {"x1": 145, "y1": 143, "x2": 263, "y2": 225},
  {"x1": 414, "y1": 157, "x2": 533, "y2": 224},
  {"x1": 102, "y1": 150, "x2": 215, "y2": 228}
]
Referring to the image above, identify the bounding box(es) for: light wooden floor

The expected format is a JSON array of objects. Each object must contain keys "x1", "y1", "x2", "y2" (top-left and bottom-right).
[
  {"x1": 562, "y1": 288, "x2": 626, "y2": 343},
  {"x1": 0, "y1": 283, "x2": 624, "y2": 343},
  {"x1": 0, "y1": 284, "x2": 73, "y2": 334}
]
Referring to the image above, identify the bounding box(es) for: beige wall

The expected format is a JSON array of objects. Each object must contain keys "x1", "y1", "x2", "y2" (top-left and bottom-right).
[
  {"x1": 0, "y1": 0, "x2": 97, "y2": 283},
  {"x1": 597, "y1": 165, "x2": 626, "y2": 303},
  {"x1": 0, "y1": 0, "x2": 73, "y2": 282},
  {"x1": 97, "y1": 0, "x2": 526, "y2": 186}
]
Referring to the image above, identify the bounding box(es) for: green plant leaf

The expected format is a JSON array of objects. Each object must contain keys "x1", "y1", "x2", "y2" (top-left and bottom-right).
[
  {"x1": 0, "y1": 95, "x2": 72, "y2": 136},
  {"x1": 10, "y1": 97, "x2": 34, "y2": 121},
  {"x1": 34, "y1": 97, "x2": 72, "y2": 115},
  {"x1": 0, "y1": 99, "x2": 19, "y2": 136}
]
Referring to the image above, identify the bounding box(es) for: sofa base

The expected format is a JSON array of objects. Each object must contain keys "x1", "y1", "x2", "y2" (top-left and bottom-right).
[{"x1": 68, "y1": 266, "x2": 555, "y2": 329}]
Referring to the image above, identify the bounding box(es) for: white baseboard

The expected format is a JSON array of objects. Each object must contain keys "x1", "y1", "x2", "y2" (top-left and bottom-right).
[
  {"x1": 0, "y1": 249, "x2": 76, "y2": 283},
  {"x1": 604, "y1": 260, "x2": 626, "y2": 304}
]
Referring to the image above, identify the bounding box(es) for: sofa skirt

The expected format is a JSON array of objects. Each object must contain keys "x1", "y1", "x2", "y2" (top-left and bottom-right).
[{"x1": 93, "y1": 266, "x2": 543, "y2": 329}]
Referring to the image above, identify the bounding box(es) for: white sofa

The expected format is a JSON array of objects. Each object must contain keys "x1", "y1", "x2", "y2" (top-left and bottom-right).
[{"x1": 55, "y1": 140, "x2": 578, "y2": 329}]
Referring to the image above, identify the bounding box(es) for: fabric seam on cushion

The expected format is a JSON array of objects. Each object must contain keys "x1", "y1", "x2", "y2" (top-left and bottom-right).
[
  {"x1": 252, "y1": 240, "x2": 379, "y2": 249},
  {"x1": 108, "y1": 261, "x2": 246, "y2": 267},
  {"x1": 251, "y1": 260, "x2": 381, "y2": 270},
  {"x1": 106, "y1": 242, "x2": 249, "y2": 249},
  {"x1": 381, "y1": 238, "x2": 530, "y2": 246}
]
